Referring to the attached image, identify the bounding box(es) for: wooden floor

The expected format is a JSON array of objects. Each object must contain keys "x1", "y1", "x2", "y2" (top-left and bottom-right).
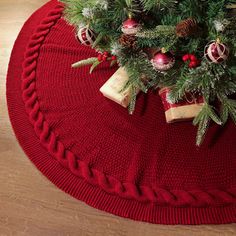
[{"x1": 1, "y1": 1, "x2": 236, "y2": 235}]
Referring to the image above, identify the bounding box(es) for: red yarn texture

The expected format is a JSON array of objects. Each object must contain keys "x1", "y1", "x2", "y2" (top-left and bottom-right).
[{"x1": 7, "y1": 0, "x2": 236, "y2": 224}]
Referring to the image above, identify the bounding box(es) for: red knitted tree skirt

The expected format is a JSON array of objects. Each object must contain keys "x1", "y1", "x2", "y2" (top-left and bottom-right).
[{"x1": 7, "y1": 0, "x2": 236, "y2": 225}]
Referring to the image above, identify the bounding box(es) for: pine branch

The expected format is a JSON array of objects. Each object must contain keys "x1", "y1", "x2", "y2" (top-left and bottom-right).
[
  {"x1": 140, "y1": 0, "x2": 177, "y2": 11},
  {"x1": 128, "y1": 85, "x2": 138, "y2": 114},
  {"x1": 218, "y1": 93, "x2": 236, "y2": 124},
  {"x1": 193, "y1": 103, "x2": 222, "y2": 146},
  {"x1": 136, "y1": 25, "x2": 176, "y2": 38},
  {"x1": 178, "y1": 0, "x2": 205, "y2": 22},
  {"x1": 168, "y1": 65, "x2": 191, "y2": 103},
  {"x1": 92, "y1": 32, "x2": 104, "y2": 48}
]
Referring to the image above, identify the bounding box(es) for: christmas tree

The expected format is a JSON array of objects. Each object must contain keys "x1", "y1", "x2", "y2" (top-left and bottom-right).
[{"x1": 60, "y1": 0, "x2": 236, "y2": 145}]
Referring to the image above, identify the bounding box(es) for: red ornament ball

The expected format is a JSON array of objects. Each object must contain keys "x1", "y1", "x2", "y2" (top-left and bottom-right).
[
  {"x1": 121, "y1": 18, "x2": 141, "y2": 35},
  {"x1": 151, "y1": 52, "x2": 175, "y2": 71},
  {"x1": 77, "y1": 27, "x2": 96, "y2": 46},
  {"x1": 204, "y1": 41, "x2": 229, "y2": 64}
]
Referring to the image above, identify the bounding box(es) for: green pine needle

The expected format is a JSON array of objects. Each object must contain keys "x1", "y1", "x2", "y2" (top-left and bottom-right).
[
  {"x1": 136, "y1": 25, "x2": 176, "y2": 39},
  {"x1": 193, "y1": 103, "x2": 222, "y2": 146}
]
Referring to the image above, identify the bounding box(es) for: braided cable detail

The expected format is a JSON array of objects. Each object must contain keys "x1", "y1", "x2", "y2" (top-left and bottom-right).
[{"x1": 21, "y1": 3, "x2": 236, "y2": 207}]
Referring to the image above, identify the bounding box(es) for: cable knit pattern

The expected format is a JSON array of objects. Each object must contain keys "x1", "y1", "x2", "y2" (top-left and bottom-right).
[
  {"x1": 6, "y1": 0, "x2": 236, "y2": 224},
  {"x1": 19, "y1": 2, "x2": 236, "y2": 208}
]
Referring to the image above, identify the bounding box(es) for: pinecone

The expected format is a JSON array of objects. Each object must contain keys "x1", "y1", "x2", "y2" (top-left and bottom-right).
[
  {"x1": 176, "y1": 18, "x2": 199, "y2": 38},
  {"x1": 119, "y1": 34, "x2": 137, "y2": 49}
]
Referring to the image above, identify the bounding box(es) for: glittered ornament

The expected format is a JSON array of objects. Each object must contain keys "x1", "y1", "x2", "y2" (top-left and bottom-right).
[
  {"x1": 77, "y1": 27, "x2": 96, "y2": 46},
  {"x1": 151, "y1": 51, "x2": 175, "y2": 71},
  {"x1": 204, "y1": 40, "x2": 229, "y2": 64},
  {"x1": 121, "y1": 18, "x2": 141, "y2": 35}
]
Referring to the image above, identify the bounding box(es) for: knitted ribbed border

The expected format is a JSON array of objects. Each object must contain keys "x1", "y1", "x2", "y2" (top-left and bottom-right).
[{"x1": 20, "y1": 2, "x2": 236, "y2": 208}]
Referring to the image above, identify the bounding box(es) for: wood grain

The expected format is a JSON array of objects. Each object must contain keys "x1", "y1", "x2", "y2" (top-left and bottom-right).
[{"x1": 0, "y1": 1, "x2": 236, "y2": 235}]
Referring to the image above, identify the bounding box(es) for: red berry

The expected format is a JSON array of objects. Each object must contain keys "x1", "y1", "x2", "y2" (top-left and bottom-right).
[
  {"x1": 103, "y1": 51, "x2": 109, "y2": 56},
  {"x1": 182, "y1": 54, "x2": 190, "y2": 62},
  {"x1": 111, "y1": 55, "x2": 117, "y2": 61},
  {"x1": 190, "y1": 54, "x2": 197, "y2": 62},
  {"x1": 102, "y1": 55, "x2": 108, "y2": 61},
  {"x1": 189, "y1": 61, "x2": 198, "y2": 68},
  {"x1": 97, "y1": 54, "x2": 103, "y2": 62}
]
